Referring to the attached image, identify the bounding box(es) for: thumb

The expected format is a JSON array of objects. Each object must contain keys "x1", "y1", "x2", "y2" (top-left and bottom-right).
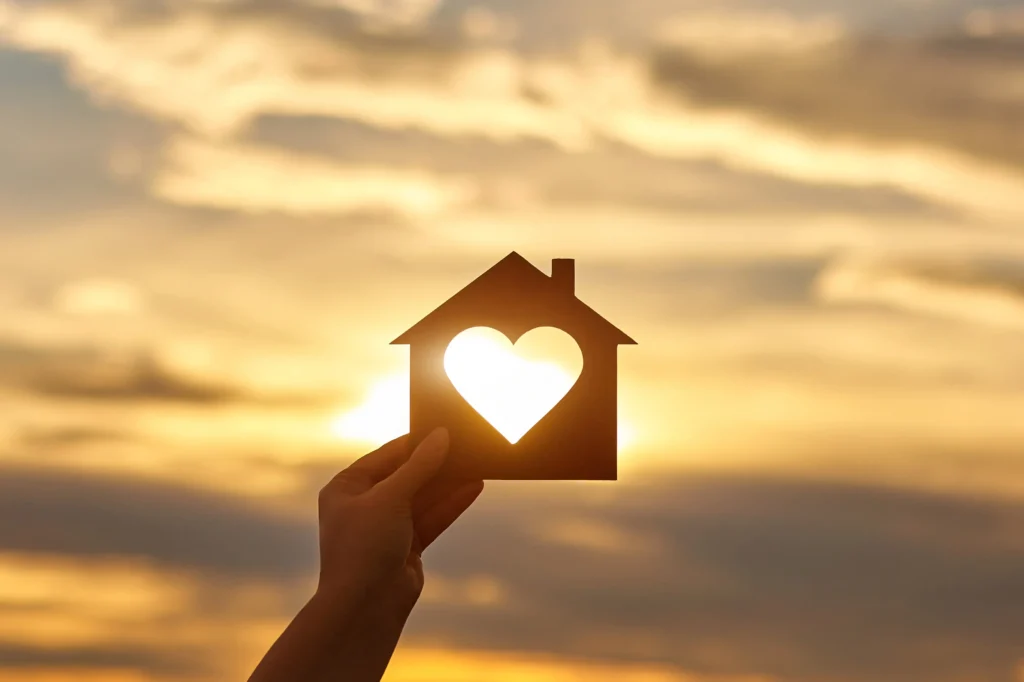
[{"x1": 377, "y1": 427, "x2": 450, "y2": 501}]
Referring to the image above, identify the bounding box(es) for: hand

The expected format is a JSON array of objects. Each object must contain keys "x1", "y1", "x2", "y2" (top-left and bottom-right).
[
  {"x1": 316, "y1": 427, "x2": 484, "y2": 615},
  {"x1": 248, "y1": 427, "x2": 484, "y2": 682}
]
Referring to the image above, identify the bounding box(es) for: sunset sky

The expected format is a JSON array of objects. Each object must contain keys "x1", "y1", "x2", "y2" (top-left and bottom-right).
[{"x1": 2, "y1": 0, "x2": 1024, "y2": 680}]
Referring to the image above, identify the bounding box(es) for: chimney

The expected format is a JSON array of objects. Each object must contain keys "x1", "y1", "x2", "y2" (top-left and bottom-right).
[{"x1": 551, "y1": 258, "x2": 575, "y2": 295}]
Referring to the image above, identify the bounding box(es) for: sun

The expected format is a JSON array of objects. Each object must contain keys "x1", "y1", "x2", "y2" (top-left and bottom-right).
[
  {"x1": 330, "y1": 374, "x2": 409, "y2": 446},
  {"x1": 332, "y1": 327, "x2": 636, "y2": 452}
]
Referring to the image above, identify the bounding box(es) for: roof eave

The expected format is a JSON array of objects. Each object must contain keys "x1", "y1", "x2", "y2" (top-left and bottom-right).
[
  {"x1": 394, "y1": 326, "x2": 636, "y2": 346},
  {"x1": 390, "y1": 332, "x2": 415, "y2": 345}
]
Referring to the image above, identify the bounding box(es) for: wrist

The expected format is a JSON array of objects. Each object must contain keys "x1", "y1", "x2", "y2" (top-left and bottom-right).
[
  {"x1": 307, "y1": 583, "x2": 364, "y2": 631},
  {"x1": 314, "y1": 581, "x2": 417, "y2": 633},
  {"x1": 246, "y1": 587, "x2": 369, "y2": 682},
  {"x1": 301, "y1": 585, "x2": 414, "y2": 682}
]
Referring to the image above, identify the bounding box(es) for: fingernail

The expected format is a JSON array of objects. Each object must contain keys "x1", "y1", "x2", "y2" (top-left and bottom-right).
[{"x1": 419, "y1": 427, "x2": 449, "y2": 454}]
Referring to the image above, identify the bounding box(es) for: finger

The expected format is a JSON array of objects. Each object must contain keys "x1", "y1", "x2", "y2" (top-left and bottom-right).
[
  {"x1": 376, "y1": 427, "x2": 449, "y2": 502},
  {"x1": 415, "y1": 480, "x2": 484, "y2": 552},
  {"x1": 329, "y1": 434, "x2": 410, "y2": 494},
  {"x1": 412, "y1": 475, "x2": 475, "y2": 517},
  {"x1": 410, "y1": 479, "x2": 477, "y2": 556}
]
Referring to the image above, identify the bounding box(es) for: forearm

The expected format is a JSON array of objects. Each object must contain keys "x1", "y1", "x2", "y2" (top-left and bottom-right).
[
  {"x1": 250, "y1": 431, "x2": 470, "y2": 682},
  {"x1": 250, "y1": 584, "x2": 416, "y2": 682},
  {"x1": 312, "y1": 591, "x2": 416, "y2": 682},
  {"x1": 248, "y1": 590, "x2": 362, "y2": 682}
]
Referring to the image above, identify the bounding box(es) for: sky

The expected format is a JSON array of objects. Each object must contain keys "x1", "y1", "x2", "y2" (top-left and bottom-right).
[{"x1": 1, "y1": 0, "x2": 1024, "y2": 680}]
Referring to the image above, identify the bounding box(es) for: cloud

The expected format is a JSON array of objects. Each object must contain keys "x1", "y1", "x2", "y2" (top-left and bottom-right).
[
  {"x1": 4, "y1": 0, "x2": 1024, "y2": 220},
  {"x1": 2, "y1": 460, "x2": 1023, "y2": 682},
  {"x1": 53, "y1": 278, "x2": 146, "y2": 317},
  {"x1": 14, "y1": 425, "x2": 129, "y2": 449},
  {"x1": 0, "y1": 550, "x2": 308, "y2": 681},
  {"x1": 651, "y1": 29, "x2": 1024, "y2": 179},
  {"x1": 601, "y1": 91, "x2": 1024, "y2": 222},
  {"x1": 250, "y1": 115, "x2": 951, "y2": 220},
  {"x1": 420, "y1": 573, "x2": 509, "y2": 608},
  {"x1": 303, "y1": 0, "x2": 442, "y2": 28},
  {"x1": 535, "y1": 516, "x2": 661, "y2": 554},
  {"x1": 0, "y1": 464, "x2": 316, "y2": 578},
  {"x1": 0, "y1": 338, "x2": 336, "y2": 407},
  {"x1": 410, "y1": 475, "x2": 1024, "y2": 682},
  {"x1": 656, "y1": 9, "x2": 846, "y2": 59},
  {"x1": 153, "y1": 135, "x2": 478, "y2": 216},
  {"x1": 818, "y1": 256, "x2": 1024, "y2": 331},
  {"x1": 964, "y1": 6, "x2": 1024, "y2": 37},
  {"x1": 0, "y1": 0, "x2": 579, "y2": 142},
  {"x1": 0, "y1": 642, "x2": 192, "y2": 676}
]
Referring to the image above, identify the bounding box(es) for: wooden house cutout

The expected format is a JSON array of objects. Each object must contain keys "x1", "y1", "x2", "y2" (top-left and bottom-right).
[{"x1": 393, "y1": 252, "x2": 636, "y2": 480}]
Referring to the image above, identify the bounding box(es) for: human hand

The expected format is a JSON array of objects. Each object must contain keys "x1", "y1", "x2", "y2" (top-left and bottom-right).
[
  {"x1": 248, "y1": 428, "x2": 484, "y2": 682},
  {"x1": 316, "y1": 427, "x2": 484, "y2": 615}
]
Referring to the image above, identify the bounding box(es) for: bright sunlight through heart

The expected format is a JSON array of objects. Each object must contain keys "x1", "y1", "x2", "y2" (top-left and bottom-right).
[
  {"x1": 331, "y1": 327, "x2": 635, "y2": 451},
  {"x1": 444, "y1": 326, "x2": 582, "y2": 444}
]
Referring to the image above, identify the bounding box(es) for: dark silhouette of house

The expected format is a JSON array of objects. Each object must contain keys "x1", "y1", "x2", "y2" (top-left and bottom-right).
[{"x1": 393, "y1": 252, "x2": 636, "y2": 480}]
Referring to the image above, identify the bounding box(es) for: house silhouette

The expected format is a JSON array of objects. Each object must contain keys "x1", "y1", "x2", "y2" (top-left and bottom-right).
[{"x1": 393, "y1": 252, "x2": 635, "y2": 480}]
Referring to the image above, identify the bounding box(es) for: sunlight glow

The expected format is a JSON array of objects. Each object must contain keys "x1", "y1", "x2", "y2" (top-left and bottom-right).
[
  {"x1": 444, "y1": 327, "x2": 583, "y2": 444},
  {"x1": 332, "y1": 328, "x2": 636, "y2": 452},
  {"x1": 330, "y1": 374, "x2": 410, "y2": 446},
  {"x1": 384, "y1": 647, "x2": 715, "y2": 682},
  {"x1": 617, "y1": 419, "x2": 636, "y2": 451}
]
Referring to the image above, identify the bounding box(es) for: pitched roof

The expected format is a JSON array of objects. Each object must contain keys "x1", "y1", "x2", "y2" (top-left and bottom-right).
[{"x1": 392, "y1": 251, "x2": 636, "y2": 345}]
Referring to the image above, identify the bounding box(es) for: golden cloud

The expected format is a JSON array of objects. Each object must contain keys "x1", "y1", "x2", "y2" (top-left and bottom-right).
[
  {"x1": 154, "y1": 136, "x2": 478, "y2": 215},
  {"x1": 3, "y1": 0, "x2": 1023, "y2": 220},
  {"x1": 0, "y1": 553, "x2": 196, "y2": 651},
  {"x1": 656, "y1": 9, "x2": 845, "y2": 59},
  {"x1": 818, "y1": 257, "x2": 1024, "y2": 331}
]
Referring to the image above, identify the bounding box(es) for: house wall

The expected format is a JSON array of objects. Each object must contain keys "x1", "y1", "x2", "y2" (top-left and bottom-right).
[
  {"x1": 517, "y1": 340, "x2": 618, "y2": 480},
  {"x1": 408, "y1": 342, "x2": 446, "y2": 445},
  {"x1": 408, "y1": 330, "x2": 619, "y2": 480}
]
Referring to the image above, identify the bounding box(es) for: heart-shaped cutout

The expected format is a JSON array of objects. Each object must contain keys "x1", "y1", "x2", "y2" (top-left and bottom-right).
[{"x1": 444, "y1": 326, "x2": 583, "y2": 444}]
